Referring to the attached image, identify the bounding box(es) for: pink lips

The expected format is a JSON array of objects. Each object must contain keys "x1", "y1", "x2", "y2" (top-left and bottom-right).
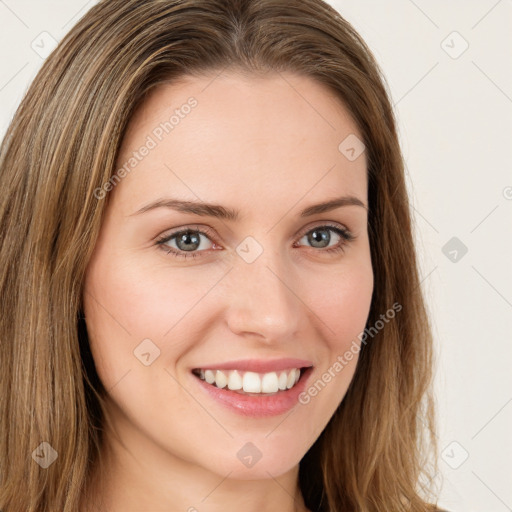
[
  {"x1": 191, "y1": 359, "x2": 314, "y2": 418},
  {"x1": 192, "y1": 357, "x2": 314, "y2": 373}
]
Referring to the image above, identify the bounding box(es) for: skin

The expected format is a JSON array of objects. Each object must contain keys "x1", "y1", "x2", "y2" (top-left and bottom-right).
[{"x1": 82, "y1": 70, "x2": 374, "y2": 512}]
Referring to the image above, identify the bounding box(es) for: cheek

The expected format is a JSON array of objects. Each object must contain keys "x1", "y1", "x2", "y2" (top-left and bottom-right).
[
  {"x1": 84, "y1": 250, "x2": 214, "y2": 337},
  {"x1": 295, "y1": 257, "x2": 373, "y2": 416},
  {"x1": 82, "y1": 251, "x2": 227, "y2": 384},
  {"x1": 309, "y1": 257, "x2": 374, "y2": 351}
]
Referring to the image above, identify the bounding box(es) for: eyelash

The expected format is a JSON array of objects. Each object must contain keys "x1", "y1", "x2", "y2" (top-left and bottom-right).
[{"x1": 155, "y1": 223, "x2": 355, "y2": 260}]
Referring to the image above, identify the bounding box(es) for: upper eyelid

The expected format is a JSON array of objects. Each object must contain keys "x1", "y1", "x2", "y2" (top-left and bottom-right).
[{"x1": 297, "y1": 222, "x2": 352, "y2": 238}]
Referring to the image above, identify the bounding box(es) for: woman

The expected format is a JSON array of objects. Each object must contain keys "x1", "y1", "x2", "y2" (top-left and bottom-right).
[{"x1": 0, "y1": 0, "x2": 443, "y2": 510}]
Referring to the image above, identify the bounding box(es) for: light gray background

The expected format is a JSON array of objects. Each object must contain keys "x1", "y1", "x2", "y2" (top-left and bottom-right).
[{"x1": 1, "y1": 1, "x2": 511, "y2": 511}]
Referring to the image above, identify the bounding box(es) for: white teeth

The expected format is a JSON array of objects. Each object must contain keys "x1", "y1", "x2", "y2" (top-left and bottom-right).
[
  {"x1": 227, "y1": 370, "x2": 243, "y2": 390},
  {"x1": 243, "y1": 371, "x2": 261, "y2": 393},
  {"x1": 278, "y1": 371, "x2": 288, "y2": 390},
  {"x1": 195, "y1": 367, "x2": 304, "y2": 394},
  {"x1": 261, "y1": 372, "x2": 279, "y2": 393},
  {"x1": 215, "y1": 370, "x2": 227, "y2": 389},
  {"x1": 286, "y1": 369, "x2": 296, "y2": 389}
]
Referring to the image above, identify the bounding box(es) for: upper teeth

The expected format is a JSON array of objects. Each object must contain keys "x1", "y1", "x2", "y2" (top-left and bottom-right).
[{"x1": 196, "y1": 368, "x2": 301, "y2": 393}]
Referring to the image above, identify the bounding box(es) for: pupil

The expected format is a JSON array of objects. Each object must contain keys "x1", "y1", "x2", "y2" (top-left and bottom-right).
[
  {"x1": 178, "y1": 231, "x2": 200, "y2": 251},
  {"x1": 310, "y1": 228, "x2": 329, "y2": 248}
]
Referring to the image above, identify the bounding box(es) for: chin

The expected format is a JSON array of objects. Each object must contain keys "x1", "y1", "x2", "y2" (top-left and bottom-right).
[{"x1": 199, "y1": 439, "x2": 305, "y2": 481}]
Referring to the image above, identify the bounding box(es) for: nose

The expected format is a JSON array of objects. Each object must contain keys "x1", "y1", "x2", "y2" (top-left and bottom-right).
[{"x1": 224, "y1": 245, "x2": 301, "y2": 344}]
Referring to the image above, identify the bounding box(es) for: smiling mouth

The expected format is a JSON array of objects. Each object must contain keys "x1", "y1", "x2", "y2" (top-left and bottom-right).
[{"x1": 191, "y1": 367, "x2": 309, "y2": 396}]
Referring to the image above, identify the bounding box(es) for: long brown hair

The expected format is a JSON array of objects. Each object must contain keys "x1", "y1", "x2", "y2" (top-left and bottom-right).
[{"x1": 0, "y1": 1, "x2": 440, "y2": 510}]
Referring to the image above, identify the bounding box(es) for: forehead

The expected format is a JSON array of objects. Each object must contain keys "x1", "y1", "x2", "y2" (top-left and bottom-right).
[{"x1": 113, "y1": 71, "x2": 367, "y2": 214}]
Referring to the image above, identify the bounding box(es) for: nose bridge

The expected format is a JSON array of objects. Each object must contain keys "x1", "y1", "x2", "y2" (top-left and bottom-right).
[{"x1": 225, "y1": 237, "x2": 300, "y2": 340}]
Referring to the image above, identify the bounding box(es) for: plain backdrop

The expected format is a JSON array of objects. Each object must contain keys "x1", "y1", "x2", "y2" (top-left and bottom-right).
[{"x1": 1, "y1": 1, "x2": 511, "y2": 511}]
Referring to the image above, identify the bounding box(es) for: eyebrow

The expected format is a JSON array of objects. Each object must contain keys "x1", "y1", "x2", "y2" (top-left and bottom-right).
[{"x1": 131, "y1": 195, "x2": 367, "y2": 220}]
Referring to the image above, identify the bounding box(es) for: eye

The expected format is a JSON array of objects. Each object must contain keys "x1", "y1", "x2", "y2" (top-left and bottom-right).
[
  {"x1": 294, "y1": 223, "x2": 355, "y2": 256},
  {"x1": 156, "y1": 225, "x2": 216, "y2": 259},
  {"x1": 155, "y1": 223, "x2": 355, "y2": 260}
]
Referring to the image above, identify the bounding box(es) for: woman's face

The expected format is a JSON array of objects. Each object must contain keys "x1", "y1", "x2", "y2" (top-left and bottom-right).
[{"x1": 83, "y1": 70, "x2": 373, "y2": 480}]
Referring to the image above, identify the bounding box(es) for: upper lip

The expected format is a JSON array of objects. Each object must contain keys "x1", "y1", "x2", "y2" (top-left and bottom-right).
[{"x1": 192, "y1": 358, "x2": 314, "y2": 373}]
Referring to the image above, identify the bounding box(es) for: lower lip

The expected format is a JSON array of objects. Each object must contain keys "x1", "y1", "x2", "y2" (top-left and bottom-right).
[{"x1": 192, "y1": 367, "x2": 313, "y2": 418}]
